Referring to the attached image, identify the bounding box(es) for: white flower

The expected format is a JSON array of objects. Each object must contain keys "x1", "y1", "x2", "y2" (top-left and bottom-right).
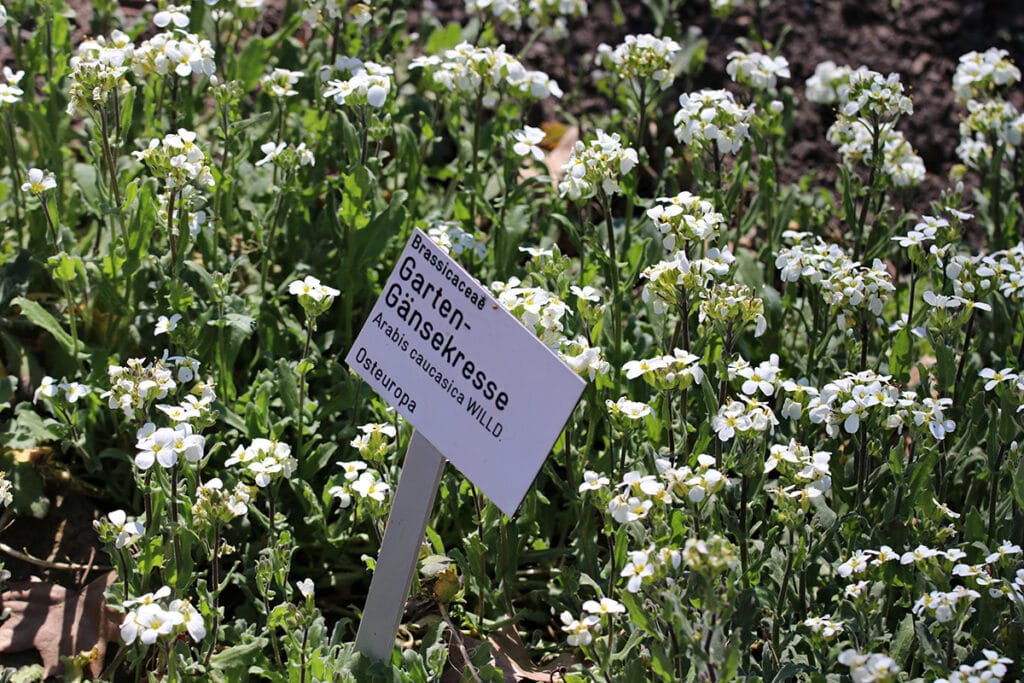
[
  {"x1": 352, "y1": 471, "x2": 389, "y2": 502},
  {"x1": 106, "y1": 509, "x2": 145, "y2": 548},
  {"x1": 289, "y1": 275, "x2": 340, "y2": 302},
  {"x1": 726, "y1": 50, "x2": 790, "y2": 90},
  {"x1": 297, "y1": 578, "x2": 315, "y2": 598},
  {"x1": 620, "y1": 549, "x2": 654, "y2": 593},
  {"x1": 22, "y1": 168, "x2": 57, "y2": 195},
  {"x1": 560, "y1": 611, "x2": 599, "y2": 646},
  {"x1": 583, "y1": 597, "x2": 625, "y2": 616},
  {"x1": 154, "y1": 313, "x2": 182, "y2": 335},
  {"x1": 579, "y1": 470, "x2": 609, "y2": 493},
  {"x1": 153, "y1": 4, "x2": 190, "y2": 28},
  {"x1": 511, "y1": 126, "x2": 545, "y2": 161}
]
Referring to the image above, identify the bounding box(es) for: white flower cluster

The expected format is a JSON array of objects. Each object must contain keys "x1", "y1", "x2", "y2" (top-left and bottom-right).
[
  {"x1": 805, "y1": 370, "x2": 955, "y2": 439},
  {"x1": 348, "y1": 422, "x2": 395, "y2": 462},
  {"x1": 328, "y1": 458, "x2": 390, "y2": 506},
  {"x1": 261, "y1": 67, "x2": 302, "y2": 98},
  {"x1": 826, "y1": 120, "x2": 925, "y2": 186},
  {"x1": 135, "y1": 421, "x2": 205, "y2": 470},
  {"x1": 697, "y1": 282, "x2": 768, "y2": 337},
  {"x1": 322, "y1": 57, "x2": 393, "y2": 108},
  {"x1": 410, "y1": 43, "x2": 562, "y2": 105},
  {"x1": 775, "y1": 234, "x2": 848, "y2": 283},
  {"x1": 683, "y1": 534, "x2": 738, "y2": 578},
  {"x1": 560, "y1": 337, "x2": 611, "y2": 381},
  {"x1": 225, "y1": 438, "x2": 297, "y2": 487},
  {"x1": 102, "y1": 355, "x2": 205, "y2": 419},
  {"x1": 596, "y1": 34, "x2": 681, "y2": 91},
  {"x1": 953, "y1": 48, "x2": 1021, "y2": 103},
  {"x1": 67, "y1": 32, "x2": 133, "y2": 114},
  {"x1": 255, "y1": 141, "x2": 315, "y2": 169},
  {"x1": 765, "y1": 438, "x2": 831, "y2": 505},
  {"x1": 803, "y1": 614, "x2": 844, "y2": 639},
  {"x1": 34, "y1": 376, "x2": 92, "y2": 405},
  {"x1": 674, "y1": 89, "x2": 754, "y2": 155},
  {"x1": 640, "y1": 248, "x2": 735, "y2": 314},
  {"x1": 121, "y1": 586, "x2": 205, "y2": 647},
  {"x1": 912, "y1": 585, "x2": 981, "y2": 624},
  {"x1": 729, "y1": 354, "x2": 782, "y2": 397},
  {"x1": 133, "y1": 129, "x2": 215, "y2": 191},
  {"x1": 622, "y1": 348, "x2": 705, "y2": 391},
  {"x1": 838, "y1": 649, "x2": 900, "y2": 683},
  {"x1": 805, "y1": 61, "x2": 868, "y2": 105},
  {"x1": 491, "y1": 278, "x2": 567, "y2": 347},
  {"x1": 658, "y1": 454, "x2": 727, "y2": 504},
  {"x1": 466, "y1": 0, "x2": 587, "y2": 38},
  {"x1": 892, "y1": 214, "x2": 948, "y2": 250},
  {"x1": 956, "y1": 98, "x2": 1023, "y2": 168},
  {"x1": 605, "y1": 396, "x2": 652, "y2": 426},
  {"x1": 646, "y1": 191, "x2": 726, "y2": 250},
  {"x1": 726, "y1": 50, "x2": 790, "y2": 90},
  {"x1": 712, "y1": 396, "x2": 778, "y2": 441},
  {"x1": 192, "y1": 477, "x2": 251, "y2": 526},
  {"x1": 990, "y1": 242, "x2": 1024, "y2": 302},
  {"x1": 426, "y1": 220, "x2": 487, "y2": 259},
  {"x1": 133, "y1": 30, "x2": 216, "y2": 79},
  {"x1": 838, "y1": 69, "x2": 912, "y2": 121},
  {"x1": 940, "y1": 252, "x2": 998, "y2": 312},
  {"x1": 952, "y1": 48, "x2": 1022, "y2": 169},
  {"x1": 818, "y1": 258, "x2": 895, "y2": 331},
  {"x1": 0, "y1": 66, "x2": 24, "y2": 105},
  {"x1": 938, "y1": 650, "x2": 1014, "y2": 683},
  {"x1": 621, "y1": 545, "x2": 681, "y2": 592},
  {"x1": 93, "y1": 509, "x2": 144, "y2": 548},
  {"x1": 558, "y1": 129, "x2": 637, "y2": 200},
  {"x1": 884, "y1": 395, "x2": 956, "y2": 440}
]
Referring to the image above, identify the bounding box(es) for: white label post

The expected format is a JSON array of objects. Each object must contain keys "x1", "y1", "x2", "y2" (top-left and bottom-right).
[
  {"x1": 347, "y1": 229, "x2": 585, "y2": 659},
  {"x1": 353, "y1": 430, "x2": 445, "y2": 661}
]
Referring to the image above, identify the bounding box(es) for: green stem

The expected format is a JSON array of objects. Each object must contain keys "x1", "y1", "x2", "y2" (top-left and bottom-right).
[
  {"x1": 170, "y1": 464, "x2": 182, "y2": 585},
  {"x1": 952, "y1": 310, "x2": 977, "y2": 412},
  {"x1": 297, "y1": 317, "x2": 313, "y2": 458},
  {"x1": 854, "y1": 120, "x2": 882, "y2": 261},
  {"x1": 99, "y1": 105, "x2": 129, "y2": 249},
  {"x1": 988, "y1": 444, "x2": 1008, "y2": 543},
  {"x1": 468, "y1": 85, "x2": 486, "y2": 225},
  {"x1": 203, "y1": 521, "x2": 221, "y2": 666},
  {"x1": 772, "y1": 527, "x2": 795, "y2": 653},
  {"x1": 5, "y1": 110, "x2": 24, "y2": 227},
  {"x1": 601, "y1": 191, "x2": 622, "y2": 382},
  {"x1": 259, "y1": 170, "x2": 292, "y2": 295}
]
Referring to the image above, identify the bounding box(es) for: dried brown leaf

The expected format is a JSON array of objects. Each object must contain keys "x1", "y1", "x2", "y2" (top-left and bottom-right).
[{"x1": 0, "y1": 572, "x2": 121, "y2": 678}]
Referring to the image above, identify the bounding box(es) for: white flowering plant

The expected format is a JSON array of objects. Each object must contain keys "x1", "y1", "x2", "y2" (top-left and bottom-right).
[{"x1": 0, "y1": 2, "x2": 1022, "y2": 682}]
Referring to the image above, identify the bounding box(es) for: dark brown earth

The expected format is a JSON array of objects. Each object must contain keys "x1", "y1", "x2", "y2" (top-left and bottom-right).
[{"x1": 424, "y1": 0, "x2": 1024, "y2": 204}]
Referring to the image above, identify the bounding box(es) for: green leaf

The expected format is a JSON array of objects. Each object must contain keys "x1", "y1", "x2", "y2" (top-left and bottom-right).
[
  {"x1": 275, "y1": 357, "x2": 300, "y2": 417},
  {"x1": 424, "y1": 22, "x2": 462, "y2": 54},
  {"x1": 1012, "y1": 455, "x2": 1024, "y2": 511},
  {"x1": 890, "y1": 613, "x2": 916, "y2": 667},
  {"x1": 209, "y1": 639, "x2": 268, "y2": 676},
  {"x1": 11, "y1": 296, "x2": 75, "y2": 355},
  {"x1": 889, "y1": 327, "x2": 912, "y2": 382}
]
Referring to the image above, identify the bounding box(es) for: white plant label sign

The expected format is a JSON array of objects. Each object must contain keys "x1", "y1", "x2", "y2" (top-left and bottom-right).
[{"x1": 346, "y1": 228, "x2": 586, "y2": 516}]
